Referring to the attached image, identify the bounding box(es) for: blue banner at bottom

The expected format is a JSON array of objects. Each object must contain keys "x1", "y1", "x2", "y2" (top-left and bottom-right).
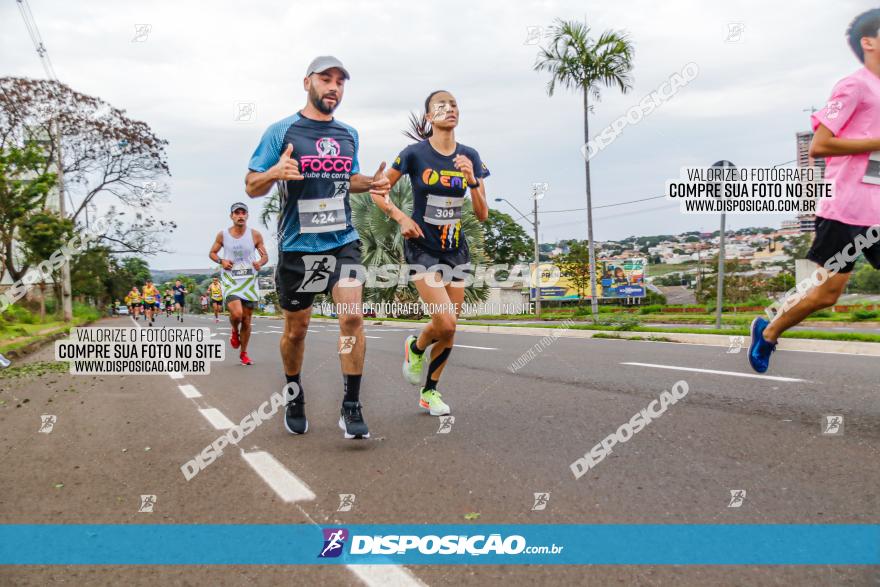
[{"x1": 0, "y1": 524, "x2": 878, "y2": 565}]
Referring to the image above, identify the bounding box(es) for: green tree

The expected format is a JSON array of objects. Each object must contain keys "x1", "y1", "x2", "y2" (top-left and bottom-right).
[
  {"x1": 1, "y1": 77, "x2": 174, "y2": 255},
  {"x1": 0, "y1": 141, "x2": 57, "y2": 283},
  {"x1": 484, "y1": 209, "x2": 534, "y2": 266},
  {"x1": 558, "y1": 241, "x2": 593, "y2": 302},
  {"x1": 19, "y1": 211, "x2": 73, "y2": 319},
  {"x1": 783, "y1": 233, "x2": 813, "y2": 272},
  {"x1": 535, "y1": 19, "x2": 635, "y2": 320},
  {"x1": 71, "y1": 246, "x2": 114, "y2": 308},
  {"x1": 850, "y1": 264, "x2": 880, "y2": 293},
  {"x1": 121, "y1": 257, "x2": 151, "y2": 286}
]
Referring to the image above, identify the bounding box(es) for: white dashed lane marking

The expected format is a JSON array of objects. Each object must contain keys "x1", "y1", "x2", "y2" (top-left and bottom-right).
[
  {"x1": 178, "y1": 384, "x2": 202, "y2": 399},
  {"x1": 198, "y1": 408, "x2": 236, "y2": 429},
  {"x1": 240, "y1": 450, "x2": 316, "y2": 503}
]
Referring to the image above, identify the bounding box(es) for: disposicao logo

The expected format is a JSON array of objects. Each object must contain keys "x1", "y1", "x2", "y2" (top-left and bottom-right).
[{"x1": 318, "y1": 528, "x2": 349, "y2": 558}]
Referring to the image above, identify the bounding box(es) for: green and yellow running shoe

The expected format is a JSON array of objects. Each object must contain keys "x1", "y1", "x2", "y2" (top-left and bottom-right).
[
  {"x1": 402, "y1": 335, "x2": 425, "y2": 385},
  {"x1": 419, "y1": 388, "x2": 450, "y2": 416}
]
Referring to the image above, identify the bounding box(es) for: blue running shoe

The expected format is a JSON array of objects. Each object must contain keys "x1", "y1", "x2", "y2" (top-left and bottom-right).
[{"x1": 748, "y1": 317, "x2": 777, "y2": 373}]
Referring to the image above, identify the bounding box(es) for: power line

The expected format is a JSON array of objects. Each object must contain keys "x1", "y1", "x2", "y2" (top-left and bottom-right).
[
  {"x1": 16, "y1": 0, "x2": 58, "y2": 81},
  {"x1": 535, "y1": 158, "x2": 800, "y2": 214}
]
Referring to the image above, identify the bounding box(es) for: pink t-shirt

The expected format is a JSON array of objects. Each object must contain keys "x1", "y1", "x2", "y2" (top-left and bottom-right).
[{"x1": 810, "y1": 67, "x2": 880, "y2": 227}]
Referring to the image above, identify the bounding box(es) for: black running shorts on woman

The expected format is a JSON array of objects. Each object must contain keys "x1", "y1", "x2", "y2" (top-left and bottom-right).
[{"x1": 391, "y1": 140, "x2": 490, "y2": 278}]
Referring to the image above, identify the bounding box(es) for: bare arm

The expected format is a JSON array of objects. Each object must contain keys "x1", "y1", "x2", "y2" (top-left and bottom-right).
[
  {"x1": 368, "y1": 167, "x2": 424, "y2": 239},
  {"x1": 350, "y1": 173, "x2": 375, "y2": 194},
  {"x1": 810, "y1": 124, "x2": 880, "y2": 158},
  {"x1": 350, "y1": 161, "x2": 390, "y2": 196},
  {"x1": 245, "y1": 143, "x2": 302, "y2": 197},
  {"x1": 209, "y1": 231, "x2": 232, "y2": 270},
  {"x1": 252, "y1": 230, "x2": 269, "y2": 270},
  {"x1": 453, "y1": 154, "x2": 489, "y2": 222},
  {"x1": 469, "y1": 179, "x2": 489, "y2": 222}
]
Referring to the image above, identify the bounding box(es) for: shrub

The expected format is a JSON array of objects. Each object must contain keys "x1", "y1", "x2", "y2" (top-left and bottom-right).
[
  {"x1": 4, "y1": 304, "x2": 38, "y2": 324},
  {"x1": 639, "y1": 304, "x2": 663, "y2": 314},
  {"x1": 73, "y1": 302, "x2": 101, "y2": 322},
  {"x1": 851, "y1": 309, "x2": 878, "y2": 321},
  {"x1": 645, "y1": 290, "x2": 667, "y2": 305}
]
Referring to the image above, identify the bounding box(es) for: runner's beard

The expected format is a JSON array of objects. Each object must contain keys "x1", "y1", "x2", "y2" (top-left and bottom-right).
[{"x1": 309, "y1": 87, "x2": 339, "y2": 114}]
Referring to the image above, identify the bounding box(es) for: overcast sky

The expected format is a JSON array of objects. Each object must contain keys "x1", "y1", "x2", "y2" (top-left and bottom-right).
[{"x1": 1, "y1": 0, "x2": 871, "y2": 269}]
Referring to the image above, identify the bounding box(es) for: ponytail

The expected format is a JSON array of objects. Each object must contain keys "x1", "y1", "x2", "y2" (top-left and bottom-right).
[{"x1": 402, "y1": 90, "x2": 448, "y2": 142}]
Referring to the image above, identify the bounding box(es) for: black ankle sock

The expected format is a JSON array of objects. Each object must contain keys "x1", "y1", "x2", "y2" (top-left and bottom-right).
[
  {"x1": 343, "y1": 374, "x2": 362, "y2": 402},
  {"x1": 410, "y1": 338, "x2": 424, "y2": 356},
  {"x1": 424, "y1": 346, "x2": 451, "y2": 391},
  {"x1": 285, "y1": 373, "x2": 304, "y2": 404}
]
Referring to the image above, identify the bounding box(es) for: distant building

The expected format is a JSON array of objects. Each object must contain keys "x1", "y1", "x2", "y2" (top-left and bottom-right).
[
  {"x1": 780, "y1": 219, "x2": 800, "y2": 232},
  {"x1": 797, "y1": 213, "x2": 816, "y2": 233},
  {"x1": 796, "y1": 131, "x2": 826, "y2": 179}
]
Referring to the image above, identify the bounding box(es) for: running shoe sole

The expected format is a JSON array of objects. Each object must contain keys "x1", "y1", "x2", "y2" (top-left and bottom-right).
[
  {"x1": 284, "y1": 418, "x2": 308, "y2": 435},
  {"x1": 419, "y1": 397, "x2": 450, "y2": 416},
  {"x1": 338, "y1": 417, "x2": 369, "y2": 439}
]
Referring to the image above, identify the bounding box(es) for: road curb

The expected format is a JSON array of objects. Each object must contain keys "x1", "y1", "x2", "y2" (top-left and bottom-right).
[
  {"x1": 1, "y1": 322, "x2": 93, "y2": 360},
  {"x1": 304, "y1": 317, "x2": 880, "y2": 357}
]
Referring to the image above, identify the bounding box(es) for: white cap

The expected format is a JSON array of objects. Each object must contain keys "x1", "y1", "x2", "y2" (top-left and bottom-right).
[{"x1": 305, "y1": 56, "x2": 350, "y2": 80}]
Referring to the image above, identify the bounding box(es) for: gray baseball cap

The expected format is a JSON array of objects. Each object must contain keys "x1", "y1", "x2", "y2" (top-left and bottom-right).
[
  {"x1": 230, "y1": 202, "x2": 248, "y2": 213},
  {"x1": 305, "y1": 56, "x2": 350, "y2": 80}
]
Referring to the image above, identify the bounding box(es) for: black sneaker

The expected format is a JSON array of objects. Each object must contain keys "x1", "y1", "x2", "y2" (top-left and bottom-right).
[
  {"x1": 284, "y1": 400, "x2": 308, "y2": 435},
  {"x1": 339, "y1": 401, "x2": 369, "y2": 439}
]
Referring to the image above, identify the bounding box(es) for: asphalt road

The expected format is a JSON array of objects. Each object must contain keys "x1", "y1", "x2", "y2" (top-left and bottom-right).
[{"x1": 1, "y1": 312, "x2": 878, "y2": 586}]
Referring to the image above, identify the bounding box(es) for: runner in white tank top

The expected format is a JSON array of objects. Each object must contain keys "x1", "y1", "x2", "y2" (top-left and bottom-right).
[{"x1": 208, "y1": 202, "x2": 269, "y2": 365}]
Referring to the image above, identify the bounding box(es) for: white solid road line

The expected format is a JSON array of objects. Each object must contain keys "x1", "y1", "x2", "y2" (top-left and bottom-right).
[
  {"x1": 240, "y1": 450, "x2": 316, "y2": 503},
  {"x1": 365, "y1": 335, "x2": 382, "y2": 339},
  {"x1": 178, "y1": 384, "x2": 202, "y2": 399},
  {"x1": 455, "y1": 344, "x2": 497, "y2": 350},
  {"x1": 621, "y1": 362, "x2": 808, "y2": 383},
  {"x1": 347, "y1": 565, "x2": 426, "y2": 587},
  {"x1": 198, "y1": 407, "x2": 236, "y2": 429}
]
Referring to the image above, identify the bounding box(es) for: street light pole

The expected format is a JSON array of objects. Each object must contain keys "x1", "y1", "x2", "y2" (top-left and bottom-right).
[
  {"x1": 532, "y1": 193, "x2": 541, "y2": 318},
  {"x1": 495, "y1": 196, "x2": 541, "y2": 319},
  {"x1": 716, "y1": 212, "x2": 726, "y2": 329},
  {"x1": 712, "y1": 160, "x2": 735, "y2": 330}
]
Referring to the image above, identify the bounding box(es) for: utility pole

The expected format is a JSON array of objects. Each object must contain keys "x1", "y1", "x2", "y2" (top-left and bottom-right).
[
  {"x1": 53, "y1": 120, "x2": 72, "y2": 322},
  {"x1": 532, "y1": 191, "x2": 541, "y2": 318},
  {"x1": 18, "y1": 0, "x2": 72, "y2": 321},
  {"x1": 712, "y1": 160, "x2": 735, "y2": 329},
  {"x1": 716, "y1": 213, "x2": 726, "y2": 329},
  {"x1": 495, "y1": 190, "x2": 544, "y2": 319}
]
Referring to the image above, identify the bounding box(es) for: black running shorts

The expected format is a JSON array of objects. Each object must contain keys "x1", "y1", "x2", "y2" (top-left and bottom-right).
[
  {"x1": 225, "y1": 295, "x2": 256, "y2": 310},
  {"x1": 806, "y1": 217, "x2": 880, "y2": 274},
  {"x1": 403, "y1": 239, "x2": 472, "y2": 282},
  {"x1": 275, "y1": 239, "x2": 363, "y2": 312}
]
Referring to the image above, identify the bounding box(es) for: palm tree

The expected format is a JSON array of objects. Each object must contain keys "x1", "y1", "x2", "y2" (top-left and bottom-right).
[{"x1": 534, "y1": 19, "x2": 634, "y2": 320}]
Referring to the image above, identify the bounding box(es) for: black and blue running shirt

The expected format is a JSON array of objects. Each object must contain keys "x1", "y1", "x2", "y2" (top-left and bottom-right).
[
  {"x1": 248, "y1": 113, "x2": 361, "y2": 252},
  {"x1": 391, "y1": 140, "x2": 490, "y2": 253}
]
